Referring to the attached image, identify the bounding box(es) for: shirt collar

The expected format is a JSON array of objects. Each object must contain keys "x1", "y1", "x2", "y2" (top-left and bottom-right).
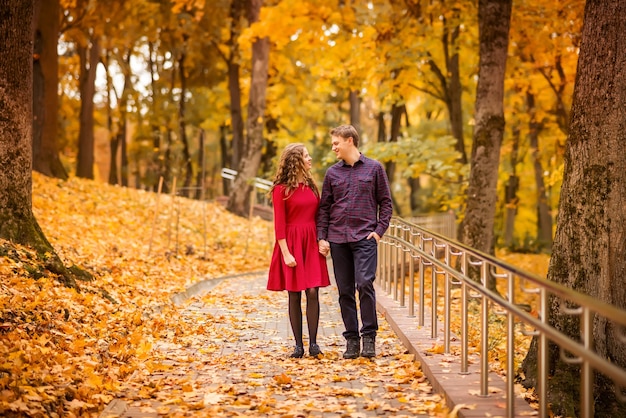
[{"x1": 339, "y1": 153, "x2": 365, "y2": 167}]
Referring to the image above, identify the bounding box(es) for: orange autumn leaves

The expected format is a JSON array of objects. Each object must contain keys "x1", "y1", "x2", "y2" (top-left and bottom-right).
[
  {"x1": 1, "y1": 173, "x2": 549, "y2": 416},
  {"x1": 1, "y1": 173, "x2": 270, "y2": 416},
  {"x1": 1, "y1": 174, "x2": 448, "y2": 417}
]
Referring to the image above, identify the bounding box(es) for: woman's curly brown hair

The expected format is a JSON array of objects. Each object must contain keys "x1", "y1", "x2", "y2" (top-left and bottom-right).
[{"x1": 269, "y1": 143, "x2": 319, "y2": 200}]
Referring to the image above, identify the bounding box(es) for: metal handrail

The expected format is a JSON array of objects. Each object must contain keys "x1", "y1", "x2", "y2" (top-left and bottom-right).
[{"x1": 378, "y1": 216, "x2": 626, "y2": 418}]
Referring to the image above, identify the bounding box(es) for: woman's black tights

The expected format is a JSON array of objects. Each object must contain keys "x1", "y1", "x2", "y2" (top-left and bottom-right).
[{"x1": 288, "y1": 288, "x2": 320, "y2": 347}]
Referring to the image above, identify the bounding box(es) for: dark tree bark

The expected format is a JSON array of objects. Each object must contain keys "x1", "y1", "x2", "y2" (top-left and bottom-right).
[
  {"x1": 160, "y1": 63, "x2": 177, "y2": 194},
  {"x1": 521, "y1": 2, "x2": 626, "y2": 416},
  {"x1": 178, "y1": 48, "x2": 193, "y2": 197},
  {"x1": 527, "y1": 91, "x2": 553, "y2": 251},
  {"x1": 0, "y1": 0, "x2": 85, "y2": 288},
  {"x1": 148, "y1": 41, "x2": 163, "y2": 192},
  {"x1": 119, "y1": 108, "x2": 129, "y2": 187},
  {"x1": 260, "y1": 117, "x2": 278, "y2": 177},
  {"x1": 385, "y1": 103, "x2": 404, "y2": 215},
  {"x1": 117, "y1": 51, "x2": 132, "y2": 187},
  {"x1": 460, "y1": 0, "x2": 512, "y2": 259},
  {"x1": 103, "y1": 51, "x2": 119, "y2": 185},
  {"x1": 376, "y1": 111, "x2": 386, "y2": 143},
  {"x1": 227, "y1": 0, "x2": 269, "y2": 217},
  {"x1": 32, "y1": 0, "x2": 68, "y2": 180},
  {"x1": 76, "y1": 37, "x2": 100, "y2": 179},
  {"x1": 443, "y1": 21, "x2": 467, "y2": 165},
  {"x1": 503, "y1": 126, "x2": 519, "y2": 248},
  {"x1": 408, "y1": 177, "x2": 421, "y2": 213},
  {"x1": 227, "y1": 0, "x2": 245, "y2": 178},
  {"x1": 219, "y1": 123, "x2": 230, "y2": 194},
  {"x1": 349, "y1": 90, "x2": 361, "y2": 134}
]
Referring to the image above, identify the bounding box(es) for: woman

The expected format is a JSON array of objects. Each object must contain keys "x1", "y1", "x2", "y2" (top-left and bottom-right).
[{"x1": 267, "y1": 143, "x2": 330, "y2": 358}]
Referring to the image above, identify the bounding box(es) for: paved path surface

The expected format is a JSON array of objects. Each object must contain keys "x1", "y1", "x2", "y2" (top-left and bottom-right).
[{"x1": 101, "y1": 269, "x2": 535, "y2": 417}]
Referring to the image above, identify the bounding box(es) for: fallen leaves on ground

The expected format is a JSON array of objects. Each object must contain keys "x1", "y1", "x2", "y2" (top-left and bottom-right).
[
  {"x1": 121, "y1": 277, "x2": 449, "y2": 417},
  {"x1": 1, "y1": 173, "x2": 270, "y2": 417},
  {"x1": 0, "y1": 174, "x2": 451, "y2": 417}
]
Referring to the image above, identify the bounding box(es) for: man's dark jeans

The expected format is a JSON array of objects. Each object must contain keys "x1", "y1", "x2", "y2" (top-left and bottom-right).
[{"x1": 330, "y1": 238, "x2": 378, "y2": 340}]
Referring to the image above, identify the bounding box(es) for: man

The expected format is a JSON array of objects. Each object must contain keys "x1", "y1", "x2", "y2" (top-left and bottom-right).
[{"x1": 317, "y1": 124, "x2": 393, "y2": 359}]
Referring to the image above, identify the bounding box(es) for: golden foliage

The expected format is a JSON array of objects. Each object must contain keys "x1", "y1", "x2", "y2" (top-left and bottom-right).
[
  {"x1": 0, "y1": 173, "x2": 271, "y2": 416},
  {"x1": 1, "y1": 174, "x2": 451, "y2": 417}
]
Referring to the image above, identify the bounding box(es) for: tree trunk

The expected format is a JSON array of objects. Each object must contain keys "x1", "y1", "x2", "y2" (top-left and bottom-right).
[
  {"x1": 118, "y1": 52, "x2": 132, "y2": 188},
  {"x1": 228, "y1": 61, "x2": 244, "y2": 172},
  {"x1": 0, "y1": 0, "x2": 78, "y2": 288},
  {"x1": 521, "y1": 2, "x2": 626, "y2": 416},
  {"x1": 349, "y1": 90, "x2": 361, "y2": 134},
  {"x1": 385, "y1": 103, "x2": 404, "y2": 215},
  {"x1": 104, "y1": 51, "x2": 119, "y2": 185},
  {"x1": 503, "y1": 127, "x2": 519, "y2": 248},
  {"x1": 227, "y1": 0, "x2": 245, "y2": 179},
  {"x1": 261, "y1": 117, "x2": 278, "y2": 177},
  {"x1": 119, "y1": 118, "x2": 128, "y2": 187},
  {"x1": 32, "y1": 0, "x2": 67, "y2": 180},
  {"x1": 76, "y1": 37, "x2": 100, "y2": 179},
  {"x1": 408, "y1": 177, "x2": 421, "y2": 213},
  {"x1": 460, "y1": 0, "x2": 512, "y2": 259},
  {"x1": 527, "y1": 91, "x2": 553, "y2": 251},
  {"x1": 377, "y1": 111, "x2": 386, "y2": 143},
  {"x1": 444, "y1": 23, "x2": 467, "y2": 165},
  {"x1": 148, "y1": 41, "x2": 162, "y2": 192},
  {"x1": 219, "y1": 124, "x2": 230, "y2": 194},
  {"x1": 160, "y1": 64, "x2": 177, "y2": 194},
  {"x1": 226, "y1": 0, "x2": 269, "y2": 217},
  {"x1": 178, "y1": 50, "x2": 193, "y2": 197}
]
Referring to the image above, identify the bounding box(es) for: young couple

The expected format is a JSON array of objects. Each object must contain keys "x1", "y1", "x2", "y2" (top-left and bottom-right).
[{"x1": 267, "y1": 124, "x2": 393, "y2": 359}]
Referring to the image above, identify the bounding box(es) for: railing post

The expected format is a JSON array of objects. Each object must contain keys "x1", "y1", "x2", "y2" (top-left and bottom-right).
[
  {"x1": 481, "y1": 261, "x2": 489, "y2": 396},
  {"x1": 392, "y1": 242, "x2": 398, "y2": 302},
  {"x1": 460, "y1": 250, "x2": 469, "y2": 375},
  {"x1": 444, "y1": 244, "x2": 451, "y2": 354},
  {"x1": 408, "y1": 252, "x2": 416, "y2": 318},
  {"x1": 431, "y1": 260, "x2": 438, "y2": 339},
  {"x1": 507, "y1": 272, "x2": 515, "y2": 416},
  {"x1": 378, "y1": 217, "x2": 626, "y2": 418},
  {"x1": 538, "y1": 288, "x2": 548, "y2": 418},
  {"x1": 383, "y1": 240, "x2": 390, "y2": 292},
  {"x1": 400, "y1": 246, "x2": 406, "y2": 308},
  {"x1": 581, "y1": 307, "x2": 593, "y2": 418},
  {"x1": 419, "y1": 259, "x2": 427, "y2": 327}
]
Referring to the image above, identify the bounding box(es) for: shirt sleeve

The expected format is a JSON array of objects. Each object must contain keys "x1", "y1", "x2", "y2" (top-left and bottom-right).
[
  {"x1": 316, "y1": 173, "x2": 332, "y2": 241},
  {"x1": 375, "y1": 163, "x2": 393, "y2": 237},
  {"x1": 273, "y1": 186, "x2": 287, "y2": 240}
]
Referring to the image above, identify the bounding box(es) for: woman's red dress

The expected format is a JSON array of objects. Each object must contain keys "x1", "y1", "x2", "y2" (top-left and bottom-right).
[{"x1": 267, "y1": 184, "x2": 330, "y2": 291}]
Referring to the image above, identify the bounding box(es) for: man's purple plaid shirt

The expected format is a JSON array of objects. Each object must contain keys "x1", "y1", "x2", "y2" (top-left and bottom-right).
[{"x1": 317, "y1": 154, "x2": 393, "y2": 243}]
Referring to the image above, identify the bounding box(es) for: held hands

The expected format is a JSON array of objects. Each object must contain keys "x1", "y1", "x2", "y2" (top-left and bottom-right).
[
  {"x1": 318, "y1": 239, "x2": 330, "y2": 257},
  {"x1": 283, "y1": 253, "x2": 297, "y2": 268}
]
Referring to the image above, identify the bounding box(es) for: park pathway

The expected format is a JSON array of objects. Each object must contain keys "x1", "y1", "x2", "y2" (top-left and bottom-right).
[{"x1": 100, "y1": 269, "x2": 534, "y2": 417}]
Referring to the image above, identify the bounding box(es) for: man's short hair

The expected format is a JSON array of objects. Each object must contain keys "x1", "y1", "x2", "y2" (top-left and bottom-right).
[{"x1": 330, "y1": 124, "x2": 359, "y2": 148}]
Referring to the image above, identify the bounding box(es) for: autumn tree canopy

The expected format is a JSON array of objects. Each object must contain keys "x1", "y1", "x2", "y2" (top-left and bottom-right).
[{"x1": 31, "y1": 0, "x2": 583, "y2": 251}]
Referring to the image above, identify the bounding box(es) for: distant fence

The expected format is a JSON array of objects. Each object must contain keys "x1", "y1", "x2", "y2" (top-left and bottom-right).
[
  {"x1": 407, "y1": 212, "x2": 457, "y2": 240},
  {"x1": 378, "y1": 216, "x2": 626, "y2": 418},
  {"x1": 221, "y1": 168, "x2": 273, "y2": 207}
]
